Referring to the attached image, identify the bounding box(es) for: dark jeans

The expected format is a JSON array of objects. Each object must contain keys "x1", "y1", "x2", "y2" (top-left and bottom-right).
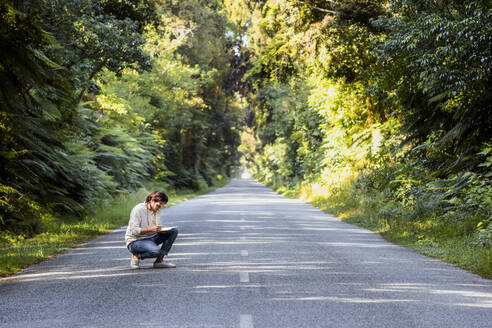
[{"x1": 128, "y1": 228, "x2": 178, "y2": 259}]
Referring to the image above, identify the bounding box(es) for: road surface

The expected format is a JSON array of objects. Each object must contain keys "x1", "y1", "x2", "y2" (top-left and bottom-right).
[{"x1": 1, "y1": 177, "x2": 491, "y2": 327}]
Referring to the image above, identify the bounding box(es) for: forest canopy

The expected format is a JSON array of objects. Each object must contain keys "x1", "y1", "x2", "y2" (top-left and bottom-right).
[
  {"x1": 0, "y1": 0, "x2": 243, "y2": 235},
  {"x1": 229, "y1": 0, "x2": 492, "y2": 251}
]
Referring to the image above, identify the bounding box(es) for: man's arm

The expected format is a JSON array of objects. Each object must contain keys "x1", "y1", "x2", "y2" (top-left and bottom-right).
[
  {"x1": 128, "y1": 205, "x2": 146, "y2": 235},
  {"x1": 140, "y1": 225, "x2": 161, "y2": 234}
]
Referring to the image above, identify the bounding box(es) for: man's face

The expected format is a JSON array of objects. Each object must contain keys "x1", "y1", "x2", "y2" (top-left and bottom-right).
[{"x1": 150, "y1": 200, "x2": 166, "y2": 212}]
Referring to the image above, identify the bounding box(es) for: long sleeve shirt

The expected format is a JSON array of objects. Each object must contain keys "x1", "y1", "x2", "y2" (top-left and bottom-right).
[{"x1": 125, "y1": 203, "x2": 161, "y2": 247}]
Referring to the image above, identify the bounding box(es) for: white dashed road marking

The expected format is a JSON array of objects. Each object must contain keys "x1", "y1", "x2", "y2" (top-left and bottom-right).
[
  {"x1": 240, "y1": 272, "x2": 250, "y2": 283},
  {"x1": 240, "y1": 314, "x2": 253, "y2": 328}
]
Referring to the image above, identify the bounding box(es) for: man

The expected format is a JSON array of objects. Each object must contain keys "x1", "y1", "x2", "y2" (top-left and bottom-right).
[{"x1": 125, "y1": 191, "x2": 178, "y2": 269}]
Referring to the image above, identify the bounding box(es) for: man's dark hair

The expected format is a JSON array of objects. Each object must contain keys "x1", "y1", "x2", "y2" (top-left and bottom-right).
[{"x1": 145, "y1": 191, "x2": 168, "y2": 204}]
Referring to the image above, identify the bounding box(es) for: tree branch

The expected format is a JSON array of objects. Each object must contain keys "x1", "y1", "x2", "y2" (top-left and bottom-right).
[{"x1": 296, "y1": 1, "x2": 338, "y2": 15}]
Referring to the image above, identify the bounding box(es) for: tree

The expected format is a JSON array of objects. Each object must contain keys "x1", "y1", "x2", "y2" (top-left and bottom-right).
[
  {"x1": 0, "y1": 1, "x2": 158, "y2": 234},
  {"x1": 372, "y1": 0, "x2": 492, "y2": 173}
]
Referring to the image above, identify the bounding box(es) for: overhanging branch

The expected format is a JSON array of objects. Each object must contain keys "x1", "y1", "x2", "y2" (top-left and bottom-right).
[{"x1": 296, "y1": 1, "x2": 338, "y2": 15}]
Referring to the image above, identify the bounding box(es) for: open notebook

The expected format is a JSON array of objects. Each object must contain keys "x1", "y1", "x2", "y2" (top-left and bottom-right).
[{"x1": 158, "y1": 226, "x2": 177, "y2": 232}]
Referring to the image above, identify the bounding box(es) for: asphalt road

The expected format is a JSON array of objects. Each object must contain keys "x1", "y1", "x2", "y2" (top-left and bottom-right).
[{"x1": 1, "y1": 176, "x2": 491, "y2": 328}]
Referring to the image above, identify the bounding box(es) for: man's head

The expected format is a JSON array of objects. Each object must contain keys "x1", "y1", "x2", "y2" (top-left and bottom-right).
[{"x1": 145, "y1": 191, "x2": 168, "y2": 212}]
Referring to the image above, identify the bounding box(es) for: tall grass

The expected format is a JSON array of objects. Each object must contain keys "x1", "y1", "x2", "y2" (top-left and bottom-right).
[{"x1": 0, "y1": 179, "x2": 230, "y2": 277}]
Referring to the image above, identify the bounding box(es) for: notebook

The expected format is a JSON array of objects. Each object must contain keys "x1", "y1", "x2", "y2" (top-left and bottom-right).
[{"x1": 158, "y1": 226, "x2": 177, "y2": 232}]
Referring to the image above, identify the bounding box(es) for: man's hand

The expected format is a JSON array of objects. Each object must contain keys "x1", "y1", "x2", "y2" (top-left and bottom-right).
[{"x1": 141, "y1": 225, "x2": 161, "y2": 234}]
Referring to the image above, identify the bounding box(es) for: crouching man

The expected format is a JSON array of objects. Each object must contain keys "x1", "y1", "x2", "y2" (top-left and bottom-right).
[{"x1": 125, "y1": 191, "x2": 178, "y2": 269}]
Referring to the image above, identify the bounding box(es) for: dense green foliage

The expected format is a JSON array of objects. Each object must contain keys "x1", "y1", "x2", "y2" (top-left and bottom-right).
[
  {"x1": 0, "y1": 0, "x2": 242, "y2": 236},
  {"x1": 230, "y1": 0, "x2": 491, "y2": 275}
]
